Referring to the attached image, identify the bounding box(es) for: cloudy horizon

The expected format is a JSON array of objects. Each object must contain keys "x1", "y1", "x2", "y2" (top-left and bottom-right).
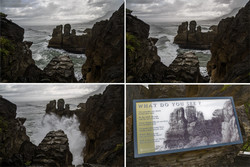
[
  {"x1": 0, "y1": 0, "x2": 123, "y2": 26},
  {"x1": 127, "y1": 0, "x2": 248, "y2": 23},
  {"x1": 0, "y1": 84, "x2": 107, "y2": 102}
]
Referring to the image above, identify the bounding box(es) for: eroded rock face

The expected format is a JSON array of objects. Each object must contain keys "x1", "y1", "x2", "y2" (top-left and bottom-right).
[
  {"x1": 174, "y1": 20, "x2": 217, "y2": 50},
  {"x1": 79, "y1": 85, "x2": 124, "y2": 166},
  {"x1": 82, "y1": 5, "x2": 124, "y2": 83},
  {"x1": 44, "y1": 55, "x2": 77, "y2": 83},
  {"x1": 32, "y1": 130, "x2": 73, "y2": 167},
  {"x1": 0, "y1": 14, "x2": 36, "y2": 82},
  {"x1": 48, "y1": 24, "x2": 90, "y2": 54},
  {"x1": 0, "y1": 98, "x2": 30, "y2": 166},
  {"x1": 207, "y1": 1, "x2": 250, "y2": 83}
]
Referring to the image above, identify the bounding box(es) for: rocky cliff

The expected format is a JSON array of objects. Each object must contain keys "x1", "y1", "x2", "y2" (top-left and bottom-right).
[
  {"x1": 48, "y1": 24, "x2": 90, "y2": 54},
  {"x1": 0, "y1": 14, "x2": 78, "y2": 83},
  {"x1": 207, "y1": 1, "x2": 250, "y2": 83},
  {"x1": 174, "y1": 21, "x2": 217, "y2": 50},
  {"x1": 0, "y1": 13, "x2": 36, "y2": 82},
  {"x1": 126, "y1": 11, "x2": 207, "y2": 83},
  {"x1": 79, "y1": 85, "x2": 124, "y2": 166},
  {"x1": 0, "y1": 96, "x2": 72, "y2": 167},
  {"x1": 126, "y1": 85, "x2": 250, "y2": 166},
  {"x1": 81, "y1": 5, "x2": 124, "y2": 83}
]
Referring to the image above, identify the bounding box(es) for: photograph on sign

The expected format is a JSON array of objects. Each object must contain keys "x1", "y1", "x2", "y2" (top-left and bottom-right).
[{"x1": 133, "y1": 97, "x2": 243, "y2": 158}]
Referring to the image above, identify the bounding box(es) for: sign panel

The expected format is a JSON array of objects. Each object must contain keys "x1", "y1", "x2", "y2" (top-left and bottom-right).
[{"x1": 133, "y1": 97, "x2": 243, "y2": 158}]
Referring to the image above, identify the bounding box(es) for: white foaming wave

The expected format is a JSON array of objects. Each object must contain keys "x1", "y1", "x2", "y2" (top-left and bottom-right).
[
  {"x1": 32, "y1": 113, "x2": 85, "y2": 165},
  {"x1": 199, "y1": 67, "x2": 209, "y2": 77},
  {"x1": 156, "y1": 34, "x2": 178, "y2": 66}
]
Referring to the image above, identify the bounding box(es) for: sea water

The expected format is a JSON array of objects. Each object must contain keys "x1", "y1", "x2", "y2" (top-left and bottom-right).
[
  {"x1": 149, "y1": 22, "x2": 214, "y2": 77},
  {"x1": 15, "y1": 97, "x2": 87, "y2": 165},
  {"x1": 23, "y1": 23, "x2": 92, "y2": 81}
]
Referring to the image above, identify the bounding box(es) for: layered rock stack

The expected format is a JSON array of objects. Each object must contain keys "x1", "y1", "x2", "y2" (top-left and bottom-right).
[
  {"x1": 207, "y1": 1, "x2": 250, "y2": 83},
  {"x1": 174, "y1": 21, "x2": 217, "y2": 50},
  {"x1": 32, "y1": 130, "x2": 73, "y2": 167},
  {"x1": 46, "y1": 99, "x2": 75, "y2": 117},
  {"x1": 43, "y1": 55, "x2": 77, "y2": 83},
  {"x1": 81, "y1": 5, "x2": 124, "y2": 82},
  {"x1": 48, "y1": 24, "x2": 90, "y2": 54}
]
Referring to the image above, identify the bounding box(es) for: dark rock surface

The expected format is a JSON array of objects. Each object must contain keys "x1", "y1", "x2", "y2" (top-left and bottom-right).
[
  {"x1": 174, "y1": 20, "x2": 217, "y2": 50},
  {"x1": 48, "y1": 24, "x2": 90, "y2": 54},
  {"x1": 79, "y1": 85, "x2": 124, "y2": 166},
  {"x1": 82, "y1": 5, "x2": 124, "y2": 83},
  {"x1": 0, "y1": 14, "x2": 35, "y2": 82},
  {"x1": 32, "y1": 130, "x2": 73, "y2": 167},
  {"x1": 126, "y1": 85, "x2": 250, "y2": 167},
  {"x1": 126, "y1": 11, "x2": 207, "y2": 83},
  {"x1": 207, "y1": 1, "x2": 250, "y2": 83},
  {"x1": 43, "y1": 55, "x2": 77, "y2": 83}
]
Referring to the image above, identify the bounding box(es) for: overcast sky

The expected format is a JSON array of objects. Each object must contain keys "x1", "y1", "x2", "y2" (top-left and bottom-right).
[
  {"x1": 0, "y1": 0, "x2": 123, "y2": 25},
  {"x1": 127, "y1": 0, "x2": 248, "y2": 22},
  {"x1": 0, "y1": 84, "x2": 106, "y2": 102}
]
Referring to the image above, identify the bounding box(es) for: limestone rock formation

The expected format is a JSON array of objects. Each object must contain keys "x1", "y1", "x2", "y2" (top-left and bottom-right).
[
  {"x1": 207, "y1": 1, "x2": 250, "y2": 83},
  {"x1": 79, "y1": 85, "x2": 124, "y2": 166},
  {"x1": 174, "y1": 20, "x2": 217, "y2": 50},
  {"x1": 43, "y1": 55, "x2": 77, "y2": 83},
  {"x1": 126, "y1": 85, "x2": 250, "y2": 167},
  {"x1": 0, "y1": 14, "x2": 36, "y2": 82},
  {"x1": 0, "y1": 97, "x2": 31, "y2": 166},
  {"x1": 82, "y1": 5, "x2": 124, "y2": 83},
  {"x1": 48, "y1": 24, "x2": 90, "y2": 54},
  {"x1": 46, "y1": 99, "x2": 74, "y2": 117},
  {"x1": 32, "y1": 130, "x2": 73, "y2": 167}
]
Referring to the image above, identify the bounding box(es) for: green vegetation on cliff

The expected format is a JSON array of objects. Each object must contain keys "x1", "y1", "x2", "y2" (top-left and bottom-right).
[
  {"x1": 0, "y1": 116, "x2": 8, "y2": 133},
  {"x1": 126, "y1": 33, "x2": 140, "y2": 56},
  {"x1": 0, "y1": 37, "x2": 14, "y2": 56}
]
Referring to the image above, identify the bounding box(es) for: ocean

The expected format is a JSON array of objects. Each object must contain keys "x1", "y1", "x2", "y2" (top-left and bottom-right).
[
  {"x1": 148, "y1": 21, "x2": 215, "y2": 78},
  {"x1": 23, "y1": 23, "x2": 93, "y2": 81},
  {"x1": 15, "y1": 97, "x2": 88, "y2": 165}
]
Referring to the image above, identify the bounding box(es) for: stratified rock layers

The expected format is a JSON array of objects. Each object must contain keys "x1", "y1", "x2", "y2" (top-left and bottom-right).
[
  {"x1": 174, "y1": 21, "x2": 217, "y2": 50},
  {"x1": 207, "y1": 1, "x2": 250, "y2": 83},
  {"x1": 48, "y1": 24, "x2": 90, "y2": 54},
  {"x1": 82, "y1": 5, "x2": 124, "y2": 83}
]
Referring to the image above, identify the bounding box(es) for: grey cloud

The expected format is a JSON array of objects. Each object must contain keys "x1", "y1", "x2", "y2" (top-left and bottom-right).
[
  {"x1": 127, "y1": 0, "x2": 248, "y2": 22},
  {"x1": 1, "y1": 0, "x2": 123, "y2": 25}
]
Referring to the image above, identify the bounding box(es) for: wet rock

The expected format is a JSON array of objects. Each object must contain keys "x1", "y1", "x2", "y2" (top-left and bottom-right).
[
  {"x1": 44, "y1": 55, "x2": 77, "y2": 83},
  {"x1": 174, "y1": 21, "x2": 217, "y2": 50},
  {"x1": 82, "y1": 5, "x2": 124, "y2": 83},
  {"x1": 32, "y1": 130, "x2": 73, "y2": 167},
  {"x1": 207, "y1": 1, "x2": 250, "y2": 82}
]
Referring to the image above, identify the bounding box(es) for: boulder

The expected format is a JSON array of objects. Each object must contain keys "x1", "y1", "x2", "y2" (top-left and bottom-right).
[
  {"x1": 82, "y1": 5, "x2": 124, "y2": 82},
  {"x1": 44, "y1": 55, "x2": 77, "y2": 83},
  {"x1": 32, "y1": 130, "x2": 73, "y2": 167},
  {"x1": 207, "y1": 1, "x2": 250, "y2": 83}
]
